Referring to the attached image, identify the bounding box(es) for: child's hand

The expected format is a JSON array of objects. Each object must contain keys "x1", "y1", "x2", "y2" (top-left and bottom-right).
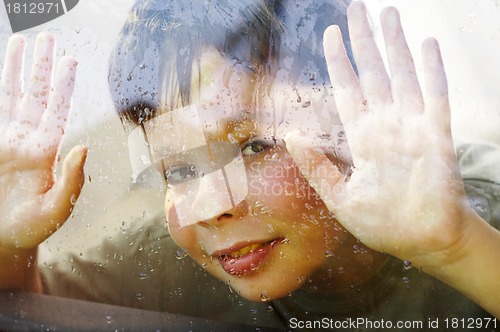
[
  {"x1": 0, "y1": 33, "x2": 86, "y2": 251},
  {"x1": 286, "y1": 2, "x2": 473, "y2": 269}
]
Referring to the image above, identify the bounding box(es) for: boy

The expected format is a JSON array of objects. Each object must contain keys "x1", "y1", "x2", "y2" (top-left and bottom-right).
[{"x1": 1, "y1": 0, "x2": 499, "y2": 328}]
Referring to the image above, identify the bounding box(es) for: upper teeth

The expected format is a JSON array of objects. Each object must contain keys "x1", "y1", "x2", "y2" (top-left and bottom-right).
[{"x1": 230, "y1": 243, "x2": 262, "y2": 258}]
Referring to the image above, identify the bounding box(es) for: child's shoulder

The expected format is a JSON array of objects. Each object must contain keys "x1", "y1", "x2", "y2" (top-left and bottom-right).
[{"x1": 457, "y1": 142, "x2": 500, "y2": 228}]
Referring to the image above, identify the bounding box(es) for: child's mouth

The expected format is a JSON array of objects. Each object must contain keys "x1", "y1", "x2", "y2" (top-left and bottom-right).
[{"x1": 217, "y1": 239, "x2": 283, "y2": 276}]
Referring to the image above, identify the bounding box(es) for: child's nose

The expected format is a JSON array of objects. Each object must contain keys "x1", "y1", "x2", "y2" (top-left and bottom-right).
[
  {"x1": 191, "y1": 164, "x2": 248, "y2": 223},
  {"x1": 191, "y1": 170, "x2": 233, "y2": 221}
]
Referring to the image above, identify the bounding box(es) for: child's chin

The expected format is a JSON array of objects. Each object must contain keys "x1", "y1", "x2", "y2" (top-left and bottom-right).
[
  {"x1": 202, "y1": 261, "x2": 303, "y2": 302},
  {"x1": 225, "y1": 279, "x2": 301, "y2": 303}
]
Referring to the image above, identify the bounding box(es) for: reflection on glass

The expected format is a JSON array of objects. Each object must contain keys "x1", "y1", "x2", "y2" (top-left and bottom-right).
[{"x1": 1, "y1": 0, "x2": 499, "y2": 330}]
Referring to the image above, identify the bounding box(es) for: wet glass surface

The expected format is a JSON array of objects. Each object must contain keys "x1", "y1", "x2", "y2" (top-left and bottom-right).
[{"x1": 0, "y1": 0, "x2": 499, "y2": 331}]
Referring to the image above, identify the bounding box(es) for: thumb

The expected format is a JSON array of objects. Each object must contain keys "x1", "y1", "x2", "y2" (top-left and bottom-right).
[
  {"x1": 284, "y1": 131, "x2": 346, "y2": 213},
  {"x1": 41, "y1": 145, "x2": 87, "y2": 225}
]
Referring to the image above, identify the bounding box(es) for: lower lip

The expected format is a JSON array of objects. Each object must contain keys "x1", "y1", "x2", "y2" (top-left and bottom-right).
[{"x1": 217, "y1": 239, "x2": 282, "y2": 276}]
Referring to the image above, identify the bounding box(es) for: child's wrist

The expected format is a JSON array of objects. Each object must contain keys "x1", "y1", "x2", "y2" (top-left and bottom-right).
[
  {"x1": 406, "y1": 208, "x2": 482, "y2": 274},
  {"x1": 418, "y1": 211, "x2": 500, "y2": 316},
  {"x1": 417, "y1": 210, "x2": 496, "y2": 282},
  {"x1": 0, "y1": 246, "x2": 40, "y2": 291}
]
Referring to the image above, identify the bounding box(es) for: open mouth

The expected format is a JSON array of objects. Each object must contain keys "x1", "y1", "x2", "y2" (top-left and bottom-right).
[{"x1": 217, "y1": 239, "x2": 283, "y2": 276}]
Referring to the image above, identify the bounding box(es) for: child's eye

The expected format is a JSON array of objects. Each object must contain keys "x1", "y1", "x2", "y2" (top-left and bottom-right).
[
  {"x1": 165, "y1": 165, "x2": 199, "y2": 184},
  {"x1": 241, "y1": 137, "x2": 275, "y2": 156}
]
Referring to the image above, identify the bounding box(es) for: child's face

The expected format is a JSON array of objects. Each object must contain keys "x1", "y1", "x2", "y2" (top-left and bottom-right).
[{"x1": 146, "y1": 48, "x2": 352, "y2": 302}]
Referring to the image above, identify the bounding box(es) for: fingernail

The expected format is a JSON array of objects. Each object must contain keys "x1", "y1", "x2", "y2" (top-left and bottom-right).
[
  {"x1": 324, "y1": 25, "x2": 343, "y2": 57},
  {"x1": 37, "y1": 31, "x2": 55, "y2": 42},
  {"x1": 80, "y1": 146, "x2": 88, "y2": 159},
  {"x1": 9, "y1": 34, "x2": 25, "y2": 46},
  {"x1": 423, "y1": 38, "x2": 441, "y2": 65},
  {"x1": 72, "y1": 145, "x2": 88, "y2": 167},
  {"x1": 348, "y1": 1, "x2": 367, "y2": 20},
  {"x1": 384, "y1": 7, "x2": 400, "y2": 29}
]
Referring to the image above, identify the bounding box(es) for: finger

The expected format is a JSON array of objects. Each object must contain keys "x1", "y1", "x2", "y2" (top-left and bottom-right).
[
  {"x1": 40, "y1": 145, "x2": 87, "y2": 231},
  {"x1": 323, "y1": 25, "x2": 364, "y2": 126},
  {"x1": 37, "y1": 56, "x2": 77, "y2": 152},
  {"x1": 19, "y1": 32, "x2": 55, "y2": 126},
  {"x1": 0, "y1": 35, "x2": 26, "y2": 124},
  {"x1": 422, "y1": 38, "x2": 450, "y2": 133},
  {"x1": 284, "y1": 131, "x2": 346, "y2": 212},
  {"x1": 422, "y1": 38, "x2": 455, "y2": 160},
  {"x1": 380, "y1": 7, "x2": 423, "y2": 111},
  {"x1": 347, "y1": 1, "x2": 391, "y2": 106}
]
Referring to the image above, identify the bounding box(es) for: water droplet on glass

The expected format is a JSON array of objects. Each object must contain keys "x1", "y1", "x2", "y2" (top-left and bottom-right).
[
  {"x1": 227, "y1": 133, "x2": 238, "y2": 144},
  {"x1": 70, "y1": 194, "x2": 76, "y2": 205},
  {"x1": 403, "y1": 260, "x2": 412, "y2": 270},
  {"x1": 175, "y1": 248, "x2": 188, "y2": 260},
  {"x1": 284, "y1": 185, "x2": 294, "y2": 196},
  {"x1": 106, "y1": 315, "x2": 113, "y2": 324},
  {"x1": 474, "y1": 202, "x2": 487, "y2": 213},
  {"x1": 324, "y1": 250, "x2": 334, "y2": 258},
  {"x1": 140, "y1": 155, "x2": 149, "y2": 165},
  {"x1": 458, "y1": 26, "x2": 471, "y2": 33},
  {"x1": 260, "y1": 291, "x2": 271, "y2": 302}
]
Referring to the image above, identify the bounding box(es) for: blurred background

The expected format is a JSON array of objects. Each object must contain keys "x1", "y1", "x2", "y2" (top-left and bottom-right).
[{"x1": 0, "y1": 0, "x2": 499, "y2": 257}]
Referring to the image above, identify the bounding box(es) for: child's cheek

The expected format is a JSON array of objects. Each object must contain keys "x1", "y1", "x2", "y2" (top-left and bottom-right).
[
  {"x1": 246, "y1": 151, "x2": 319, "y2": 210},
  {"x1": 165, "y1": 199, "x2": 196, "y2": 250}
]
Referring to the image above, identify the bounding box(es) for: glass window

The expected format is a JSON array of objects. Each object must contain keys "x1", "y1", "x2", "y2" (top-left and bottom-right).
[{"x1": 1, "y1": 0, "x2": 499, "y2": 330}]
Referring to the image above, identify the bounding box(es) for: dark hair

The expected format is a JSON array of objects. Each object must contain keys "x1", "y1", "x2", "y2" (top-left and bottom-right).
[
  {"x1": 108, "y1": 0, "x2": 352, "y2": 131},
  {"x1": 108, "y1": 0, "x2": 280, "y2": 131},
  {"x1": 273, "y1": 0, "x2": 352, "y2": 85}
]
